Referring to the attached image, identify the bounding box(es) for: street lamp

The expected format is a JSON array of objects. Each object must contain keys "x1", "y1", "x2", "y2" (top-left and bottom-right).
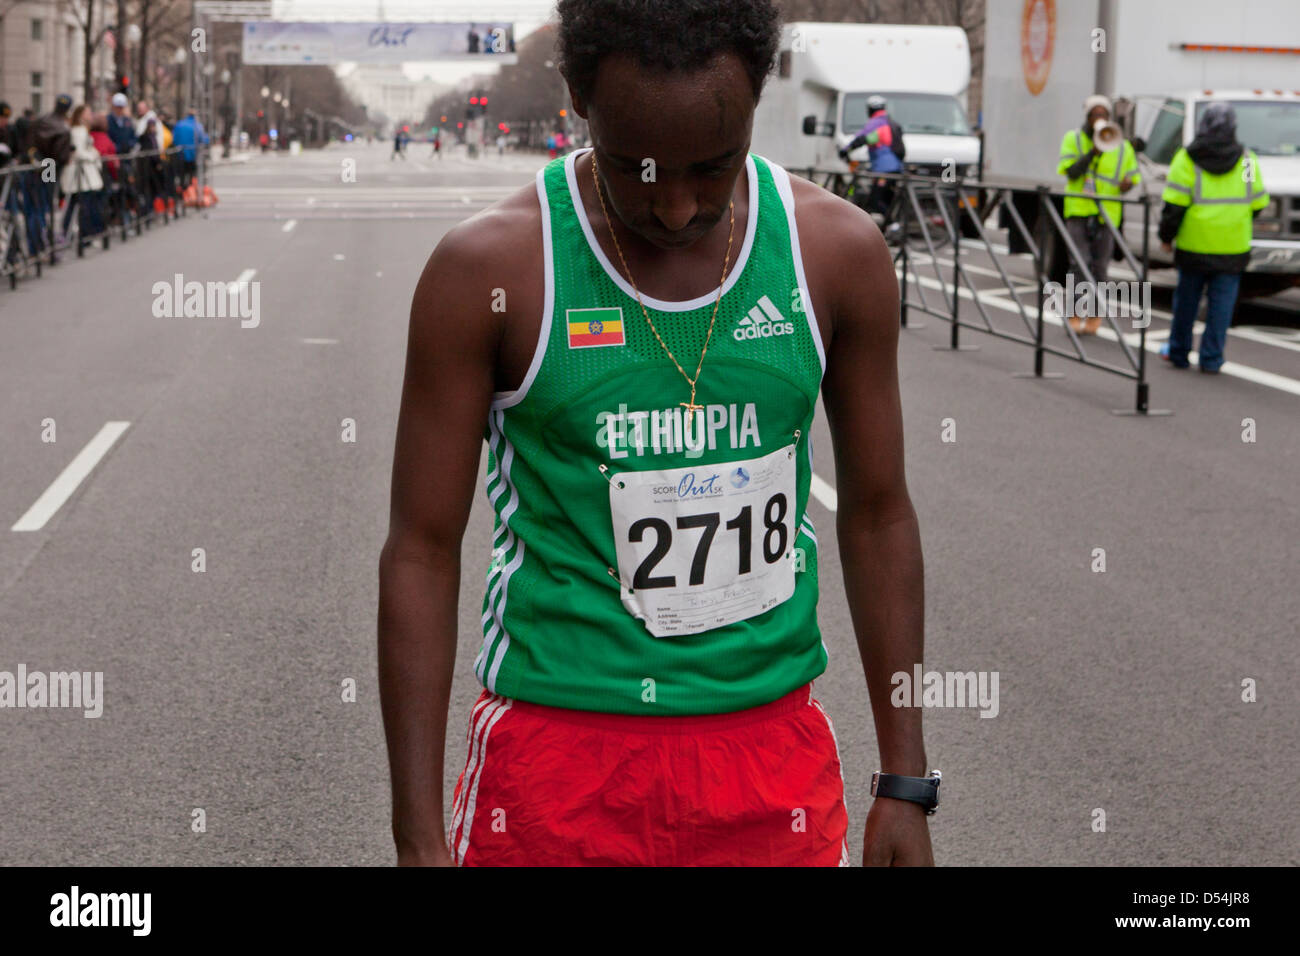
[
  {"x1": 173, "y1": 48, "x2": 187, "y2": 115},
  {"x1": 260, "y1": 85, "x2": 269, "y2": 98}
]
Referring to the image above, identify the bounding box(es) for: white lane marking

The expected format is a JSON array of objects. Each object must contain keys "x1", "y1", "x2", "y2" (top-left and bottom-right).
[
  {"x1": 12, "y1": 422, "x2": 131, "y2": 532},
  {"x1": 301, "y1": 338, "x2": 338, "y2": 345},
  {"x1": 306, "y1": 196, "x2": 317, "y2": 205},
  {"x1": 281, "y1": 219, "x2": 297, "y2": 232},
  {"x1": 809, "y1": 472, "x2": 839, "y2": 513},
  {"x1": 227, "y1": 268, "x2": 256, "y2": 294},
  {"x1": 333, "y1": 253, "x2": 345, "y2": 261},
  {"x1": 1230, "y1": 326, "x2": 1300, "y2": 354},
  {"x1": 899, "y1": 268, "x2": 1300, "y2": 397}
]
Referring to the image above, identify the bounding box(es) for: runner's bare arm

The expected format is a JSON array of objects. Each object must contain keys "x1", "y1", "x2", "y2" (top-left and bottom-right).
[
  {"x1": 378, "y1": 210, "x2": 517, "y2": 866},
  {"x1": 799, "y1": 183, "x2": 933, "y2": 864}
]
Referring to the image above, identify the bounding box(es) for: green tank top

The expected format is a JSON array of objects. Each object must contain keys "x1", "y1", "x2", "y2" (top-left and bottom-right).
[{"x1": 475, "y1": 148, "x2": 828, "y2": 715}]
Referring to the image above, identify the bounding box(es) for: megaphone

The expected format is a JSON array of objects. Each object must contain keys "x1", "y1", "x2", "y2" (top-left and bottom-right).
[{"x1": 1092, "y1": 119, "x2": 1123, "y2": 152}]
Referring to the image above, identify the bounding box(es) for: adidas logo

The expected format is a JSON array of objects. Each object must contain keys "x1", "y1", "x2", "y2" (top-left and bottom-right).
[{"x1": 733, "y1": 295, "x2": 796, "y2": 341}]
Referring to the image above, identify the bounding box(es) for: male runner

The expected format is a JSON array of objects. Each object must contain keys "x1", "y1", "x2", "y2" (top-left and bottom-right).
[{"x1": 379, "y1": 0, "x2": 934, "y2": 866}]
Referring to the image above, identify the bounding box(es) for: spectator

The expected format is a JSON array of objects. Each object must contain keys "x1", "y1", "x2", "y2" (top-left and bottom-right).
[
  {"x1": 134, "y1": 99, "x2": 153, "y2": 135},
  {"x1": 0, "y1": 101, "x2": 14, "y2": 168},
  {"x1": 107, "y1": 92, "x2": 138, "y2": 154},
  {"x1": 10, "y1": 108, "x2": 37, "y2": 164},
  {"x1": 155, "y1": 110, "x2": 174, "y2": 150},
  {"x1": 171, "y1": 108, "x2": 209, "y2": 181},
  {"x1": 89, "y1": 111, "x2": 119, "y2": 178},
  {"x1": 31, "y1": 93, "x2": 74, "y2": 168},
  {"x1": 59, "y1": 104, "x2": 104, "y2": 239},
  {"x1": 137, "y1": 117, "x2": 169, "y2": 212}
]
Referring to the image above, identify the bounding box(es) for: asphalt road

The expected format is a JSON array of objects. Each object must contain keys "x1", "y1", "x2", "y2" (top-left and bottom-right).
[{"x1": 1, "y1": 141, "x2": 1295, "y2": 865}]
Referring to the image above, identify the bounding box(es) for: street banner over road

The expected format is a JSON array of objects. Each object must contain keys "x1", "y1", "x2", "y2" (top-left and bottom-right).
[{"x1": 242, "y1": 21, "x2": 517, "y2": 64}]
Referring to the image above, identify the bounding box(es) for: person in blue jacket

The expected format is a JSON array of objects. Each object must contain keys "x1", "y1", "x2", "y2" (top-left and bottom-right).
[
  {"x1": 839, "y1": 94, "x2": 904, "y2": 218},
  {"x1": 171, "y1": 109, "x2": 209, "y2": 182}
]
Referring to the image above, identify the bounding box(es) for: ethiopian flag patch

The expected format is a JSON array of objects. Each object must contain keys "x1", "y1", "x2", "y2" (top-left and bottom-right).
[{"x1": 567, "y1": 307, "x2": 625, "y2": 349}]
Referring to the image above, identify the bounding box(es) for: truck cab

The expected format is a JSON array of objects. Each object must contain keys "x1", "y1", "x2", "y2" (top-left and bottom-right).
[{"x1": 1123, "y1": 89, "x2": 1300, "y2": 295}]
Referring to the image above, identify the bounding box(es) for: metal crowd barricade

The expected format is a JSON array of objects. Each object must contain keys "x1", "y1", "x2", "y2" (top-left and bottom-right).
[
  {"x1": 1, "y1": 145, "x2": 190, "y2": 291},
  {"x1": 798, "y1": 165, "x2": 1163, "y2": 416},
  {"x1": 1, "y1": 160, "x2": 57, "y2": 287}
]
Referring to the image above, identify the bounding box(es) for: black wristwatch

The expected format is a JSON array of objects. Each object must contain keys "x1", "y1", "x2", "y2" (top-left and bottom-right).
[{"x1": 870, "y1": 770, "x2": 941, "y2": 815}]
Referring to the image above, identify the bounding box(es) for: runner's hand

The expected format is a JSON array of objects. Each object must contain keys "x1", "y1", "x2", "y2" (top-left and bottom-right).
[{"x1": 863, "y1": 796, "x2": 935, "y2": 866}]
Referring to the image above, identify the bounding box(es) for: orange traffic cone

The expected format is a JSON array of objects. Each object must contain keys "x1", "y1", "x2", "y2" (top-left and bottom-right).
[{"x1": 201, "y1": 185, "x2": 218, "y2": 207}]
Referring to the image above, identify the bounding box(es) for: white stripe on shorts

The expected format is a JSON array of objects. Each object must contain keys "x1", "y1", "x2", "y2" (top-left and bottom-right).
[
  {"x1": 811, "y1": 697, "x2": 852, "y2": 867},
  {"x1": 449, "y1": 696, "x2": 510, "y2": 863},
  {"x1": 451, "y1": 696, "x2": 512, "y2": 866}
]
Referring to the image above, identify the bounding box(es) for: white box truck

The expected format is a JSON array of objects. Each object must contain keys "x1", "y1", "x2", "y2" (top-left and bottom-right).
[
  {"x1": 751, "y1": 22, "x2": 983, "y2": 178},
  {"x1": 982, "y1": 0, "x2": 1300, "y2": 297}
]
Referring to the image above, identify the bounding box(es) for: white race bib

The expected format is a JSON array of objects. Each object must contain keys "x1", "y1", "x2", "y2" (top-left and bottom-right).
[{"x1": 608, "y1": 443, "x2": 798, "y2": 637}]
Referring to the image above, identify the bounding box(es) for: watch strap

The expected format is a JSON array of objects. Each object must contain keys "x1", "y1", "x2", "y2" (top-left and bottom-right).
[{"x1": 871, "y1": 771, "x2": 941, "y2": 814}]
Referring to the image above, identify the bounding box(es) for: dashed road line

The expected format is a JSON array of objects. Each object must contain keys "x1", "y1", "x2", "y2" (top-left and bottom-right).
[{"x1": 12, "y1": 422, "x2": 132, "y2": 532}]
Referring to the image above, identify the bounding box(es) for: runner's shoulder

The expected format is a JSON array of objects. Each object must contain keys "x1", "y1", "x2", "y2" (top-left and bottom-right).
[
  {"x1": 786, "y1": 173, "x2": 885, "y2": 261},
  {"x1": 784, "y1": 173, "x2": 893, "y2": 337},
  {"x1": 412, "y1": 179, "x2": 544, "y2": 336}
]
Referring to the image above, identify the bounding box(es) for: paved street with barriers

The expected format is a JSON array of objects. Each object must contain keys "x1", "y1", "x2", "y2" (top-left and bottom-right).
[{"x1": 1, "y1": 141, "x2": 1295, "y2": 864}]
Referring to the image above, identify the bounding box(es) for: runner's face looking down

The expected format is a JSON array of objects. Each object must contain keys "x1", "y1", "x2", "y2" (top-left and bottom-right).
[{"x1": 571, "y1": 51, "x2": 755, "y2": 251}]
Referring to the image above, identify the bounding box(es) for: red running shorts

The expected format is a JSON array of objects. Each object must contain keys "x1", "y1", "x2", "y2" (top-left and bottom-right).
[{"x1": 448, "y1": 683, "x2": 850, "y2": 866}]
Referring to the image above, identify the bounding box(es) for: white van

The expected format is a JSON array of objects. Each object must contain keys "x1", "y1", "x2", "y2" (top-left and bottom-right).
[{"x1": 751, "y1": 22, "x2": 982, "y2": 177}]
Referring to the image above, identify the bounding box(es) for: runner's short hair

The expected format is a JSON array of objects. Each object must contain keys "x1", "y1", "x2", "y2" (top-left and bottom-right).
[{"x1": 556, "y1": 0, "x2": 781, "y2": 102}]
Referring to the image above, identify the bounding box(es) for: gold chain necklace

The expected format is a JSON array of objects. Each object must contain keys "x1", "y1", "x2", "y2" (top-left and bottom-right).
[{"x1": 591, "y1": 152, "x2": 735, "y2": 430}]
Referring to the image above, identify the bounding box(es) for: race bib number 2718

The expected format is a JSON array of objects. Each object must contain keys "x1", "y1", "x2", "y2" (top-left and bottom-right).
[{"x1": 608, "y1": 443, "x2": 798, "y2": 637}]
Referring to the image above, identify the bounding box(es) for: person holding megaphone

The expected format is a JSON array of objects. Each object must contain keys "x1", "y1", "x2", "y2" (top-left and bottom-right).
[{"x1": 1056, "y1": 94, "x2": 1140, "y2": 334}]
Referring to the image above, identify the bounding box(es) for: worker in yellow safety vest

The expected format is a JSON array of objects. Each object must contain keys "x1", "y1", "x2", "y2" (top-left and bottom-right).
[
  {"x1": 1157, "y1": 102, "x2": 1268, "y2": 374},
  {"x1": 1056, "y1": 94, "x2": 1140, "y2": 334}
]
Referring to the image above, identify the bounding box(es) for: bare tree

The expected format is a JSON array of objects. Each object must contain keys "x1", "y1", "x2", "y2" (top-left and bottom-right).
[{"x1": 69, "y1": 0, "x2": 111, "y2": 105}]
